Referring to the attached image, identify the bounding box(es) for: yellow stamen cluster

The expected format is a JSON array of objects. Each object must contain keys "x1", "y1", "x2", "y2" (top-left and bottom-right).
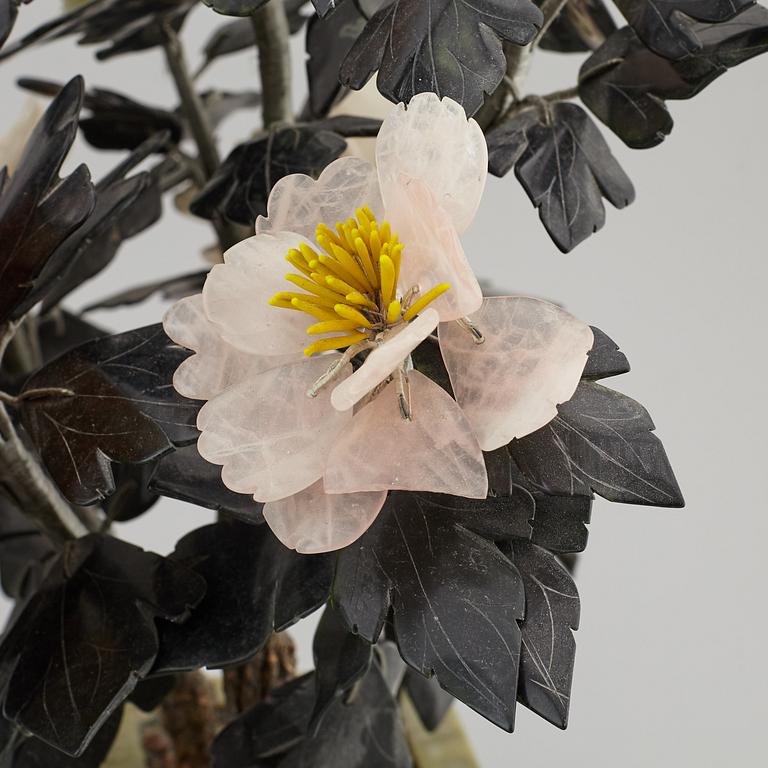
[{"x1": 270, "y1": 206, "x2": 450, "y2": 356}]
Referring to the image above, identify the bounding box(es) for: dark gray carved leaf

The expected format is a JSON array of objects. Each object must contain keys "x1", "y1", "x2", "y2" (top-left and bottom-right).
[
  {"x1": 334, "y1": 491, "x2": 528, "y2": 730},
  {"x1": 580, "y1": 7, "x2": 768, "y2": 148},
  {"x1": 510, "y1": 380, "x2": 685, "y2": 507},
  {"x1": 489, "y1": 102, "x2": 635, "y2": 252},
  {"x1": 508, "y1": 540, "x2": 580, "y2": 728},
  {"x1": 19, "y1": 325, "x2": 199, "y2": 505},
  {"x1": 340, "y1": 0, "x2": 543, "y2": 116},
  {"x1": 0, "y1": 535, "x2": 205, "y2": 756},
  {"x1": 613, "y1": 0, "x2": 754, "y2": 59},
  {"x1": 584, "y1": 326, "x2": 631, "y2": 380}
]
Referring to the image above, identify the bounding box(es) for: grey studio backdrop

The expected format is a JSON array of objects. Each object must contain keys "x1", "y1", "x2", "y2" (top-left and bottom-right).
[{"x1": 0, "y1": 4, "x2": 766, "y2": 767}]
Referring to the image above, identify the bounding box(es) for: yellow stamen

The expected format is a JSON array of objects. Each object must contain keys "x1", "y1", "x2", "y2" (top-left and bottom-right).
[
  {"x1": 285, "y1": 249, "x2": 313, "y2": 277},
  {"x1": 334, "y1": 304, "x2": 373, "y2": 329},
  {"x1": 269, "y1": 297, "x2": 297, "y2": 311},
  {"x1": 346, "y1": 291, "x2": 378, "y2": 310},
  {"x1": 316, "y1": 254, "x2": 369, "y2": 293},
  {"x1": 390, "y1": 243, "x2": 403, "y2": 287},
  {"x1": 325, "y1": 275, "x2": 357, "y2": 296},
  {"x1": 329, "y1": 242, "x2": 372, "y2": 290},
  {"x1": 275, "y1": 291, "x2": 337, "y2": 310},
  {"x1": 285, "y1": 273, "x2": 347, "y2": 304},
  {"x1": 316, "y1": 224, "x2": 343, "y2": 249},
  {"x1": 379, "y1": 254, "x2": 396, "y2": 307},
  {"x1": 386, "y1": 300, "x2": 402, "y2": 325},
  {"x1": 403, "y1": 283, "x2": 451, "y2": 321},
  {"x1": 307, "y1": 319, "x2": 362, "y2": 335},
  {"x1": 299, "y1": 243, "x2": 321, "y2": 265},
  {"x1": 290, "y1": 298, "x2": 339, "y2": 322},
  {"x1": 304, "y1": 332, "x2": 370, "y2": 356},
  {"x1": 354, "y1": 237, "x2": 379, "y2": 288},
  {"x1": 379, "y1": 221, "x2": 391, "y2": 244},
  {"x1": 369, "y1": 228, "x2": 382, "y2": 260},
  {"x1": 311, "y1": 272, "x2": 347, "y2": 297}
]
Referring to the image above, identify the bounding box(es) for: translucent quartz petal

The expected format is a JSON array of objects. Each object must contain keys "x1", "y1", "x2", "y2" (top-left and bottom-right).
[
  {"x1": 324, "y1": 371, "x2": 487, "y2": 498},
  {"x1": 202, "y1": 231, "x2": 312, "y2": 358},
  {"x1": 163, "y1": 295, "x2": 292, "y2": 401},
  {"x1": 376, "y1": 92, "x2": 487, "y2": 235},
  {"x1": 386, "y1": 177, "x2": 483, "y2": 322},
  {"x1": 255, "y1": 156, "x2": 384, "y2": 240},
  {"x1": 330, "y1": 309, "x2": 439, "y2": 412},
  {"x1": 263, "y1": 480, "x2": 387, "y2": 554},
  {"x1": 196, "y1": 356, "x2": 353, "y2": 502},
  {"x1": 439, "y1": 296, "x2": 594, "y2": 450}
]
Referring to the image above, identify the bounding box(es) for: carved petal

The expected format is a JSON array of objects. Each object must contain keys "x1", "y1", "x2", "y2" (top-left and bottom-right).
[
  {"x1": 439, "y1": 296, "x2": 594, "y2": 450},
  {"x1": 164, "y1": 294, "x2": 291, "y2": 401},
  {"x1": 196, "y1": 357, "x2": 352, "y2": 502},
  {"x1": 387, "y1": 177, "x2": 483, "y2": 322},
  {"x1": 263, "y1": 480, "x2": 387, "y2": 554},
  {"x1": 255, "y1": 156, "x2": 384, "y2": 240},
  {"x1": 377, "y1": 92, "x2": 487, "y2": 234},
  {"x1": 202, "y1": 231, "x2": 312, "y2": 358},
  {"x1": 324, "y1": 371, "x2": 487, "y2": 498},
  {"x1": 330, "y1": 309, "x2": 439, "y2": 412}
]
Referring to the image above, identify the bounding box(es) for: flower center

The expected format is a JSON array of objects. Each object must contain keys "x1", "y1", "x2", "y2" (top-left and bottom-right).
[{"x1": 269, "y1": 206, "x2": 450, "y2": 357}]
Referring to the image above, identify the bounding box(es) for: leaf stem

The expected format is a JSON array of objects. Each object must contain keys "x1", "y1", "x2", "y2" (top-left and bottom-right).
[
  {"x1": 251, "y1": 0, "x2": 294, "y2": 128},
  {"x1": 0, "y1": 402, "x2": 89, "y2": 543},
  {"x1": 161, "y1": 22, "x2": 243, "y2": 251},
  {"x1": 534, "y1": 0, "x2": 571, "y2": 45},
  {"x1": 161, "y1": 23, "x2": 221, "y2": 179}
]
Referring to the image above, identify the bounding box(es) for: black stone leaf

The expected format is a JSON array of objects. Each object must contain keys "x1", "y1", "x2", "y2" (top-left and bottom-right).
[
  {"x1": 510, "y1": 380, "x2": 685, "y2": 507},
  {"x1": 18, "y1": 138, "x2": 165, "y2": 316},
  {"x1": 312, "y1": 0, "x2": 345, "y2": 17},
  {"x1": 18, "y1": 325, "x2": 200, "y2": 506},
  {"x1": 0, "y1": 76, "x2": 94, "y2": 325},
  {"x1": 507, "y1": 540, "x2": 580, "y2": 729},
  {"x1": 102, "y1": 461, "x2": 160, "y2": 523},
  {"x1": 0, "y1": 496, "x2": 56, "y2": 602},
  {"x1": 37, "y1": 313, "x2": 107, "y2": 366},
  {"x1": 212, "y1": 674, "x2": 315, "y2": 765},
  {"x1": 401, "y1": 670, "x2": 454, "y2": 731},
  {"x1": 340, "y1": 0, "x2": 543, "y2": 116},
  {"x1": 202, "y1": 0, "x2": 269, "y2": 15},
  {"x1": 579, "y1": 7, "x2": 768, "y2": 148},
  {"x1": 212, "y1": 664, "x2": 412, "y2": 768},
  {"x1": 484, "y1": 447, "x2": 592, "y2": 554},
  {"x1": 81, "y1": 270, "x2": 207, "y2": 313},
  {"x1": 306, "y1": 0, "x2": 375, "y2": 117},
  {"x1": 539, "y1": 0, "x2": 617, "y2": 52},
  {"x1": 613, "y1": 0, "x2": 754, "y2": 60},
  {"x1": 0, "y1": 707, "x2": 123, "y2": 768},
  {"x1": 0, "y1": 534, "x2": 205, "y2": 756},
  {"x1": 309, "y1": 604, "x2": 372, "y2": 733},
  {"x1": 334, "y1": 491, "x2": 527, "y2": 731},
  {"x1": 500, "y1": 102, "x2": 635, "y2": 252},
  {"x1": 0, "y1": 0, "x2": 28, "y2": 50},
  {"x1": 190, "y1": 123, "x2": 348, "y2": 226},
  {"x1": 583, "y1": 326, "x2": 631, "y2": 380},
  {"x1": 150, "y1": 441, "x2": 265, "y2": 525},
  {"x1": 18, "y1": 77, "x2": 182, "y2": 152},
  {"x1": 153, "y1": 519, "x2": 333, "y2": 673},
  {"x1": 0, "y1": 0, "x2": 194, "y2": 62}
]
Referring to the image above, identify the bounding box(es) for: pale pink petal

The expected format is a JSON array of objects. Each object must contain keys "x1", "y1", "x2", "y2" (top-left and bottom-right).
[
  {"x1": 163, "y1": 295, "x2": 293, "y2": 401},
  {"x1": 255, "y1": 157, "x2": 384, "y2": 240},
  {"x1": 324, "y1": 371, "x2": 487, "y2": 498},
  {"x1": 330, "y1": 309, "x2": 439, "y2": 412},
  {"x1": 439, "y1": 296, "x2": 594, "y2": 450},
  {"x1": 387, "y1": 177, "x2": 483, "y2": 322},
  {"x1": 263, "y1": 480, "x2": 387, "y2": 554},
  {"x1": 196, "y1": 357, "x2": 353, "y2": 502},
  {"x1": 202, "y1": 231, "x2": 311, "y2": 358},
  {"x1": 376, "y1": 92, "x2": 487, "y2": 235}
]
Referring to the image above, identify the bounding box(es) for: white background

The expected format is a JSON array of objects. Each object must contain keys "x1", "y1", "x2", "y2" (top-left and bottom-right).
[{"x1": 1, "y1": 3, "x2": 767, "y2": 766}]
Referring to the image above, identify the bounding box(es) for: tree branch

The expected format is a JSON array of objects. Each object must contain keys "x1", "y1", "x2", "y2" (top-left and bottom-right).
[{"x1": 251, "y1": 0, "x2": 293, "y2": 128}]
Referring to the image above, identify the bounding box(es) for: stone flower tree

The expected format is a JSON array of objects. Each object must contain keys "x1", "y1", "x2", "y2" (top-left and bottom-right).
[{"x1": 0, "y1": 0, "x2": 764, "y2": 766}]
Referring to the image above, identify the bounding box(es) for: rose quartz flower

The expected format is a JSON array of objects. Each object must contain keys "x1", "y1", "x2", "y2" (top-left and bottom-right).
[{"x1": 164, "y1": 93, "x2": 594, "y2": 555}]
